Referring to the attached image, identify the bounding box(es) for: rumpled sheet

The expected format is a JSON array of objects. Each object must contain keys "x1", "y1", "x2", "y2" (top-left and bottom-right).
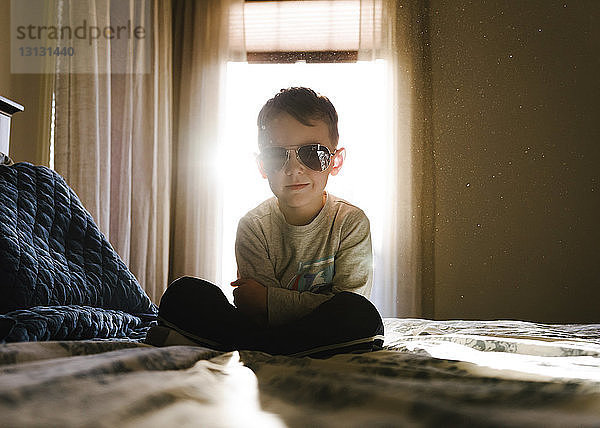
[{"x1": 2, "y1": 318, "x2": 600, "y2": 427}]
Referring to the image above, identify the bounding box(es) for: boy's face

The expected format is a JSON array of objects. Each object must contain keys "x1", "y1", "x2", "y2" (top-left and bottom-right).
[{"x1": 258, "y1": 112, "x2": 344, "y2": 221}]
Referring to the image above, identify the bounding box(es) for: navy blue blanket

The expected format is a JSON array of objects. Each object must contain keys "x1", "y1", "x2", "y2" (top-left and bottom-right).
[
  {"x1": 0, "y1": 163, "x2": 157, "y2": 342},
  {"x1": 1, "y1": 306, "x2": 155, "y2": 342}
]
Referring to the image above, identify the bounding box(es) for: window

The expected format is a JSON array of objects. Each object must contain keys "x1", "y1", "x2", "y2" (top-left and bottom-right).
[
  {"x1": 218, "y1": 60, "x2": 389, "y2": 302},
  {"x1": 218, "y1": 0, "x2": 390, "y2": 304},
  {"x1": 242, "y1": 0, "x2": 368, "y2": 63}
]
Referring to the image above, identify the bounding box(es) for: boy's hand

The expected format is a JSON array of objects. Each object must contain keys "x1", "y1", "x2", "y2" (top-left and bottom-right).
[{"x1": 231, "y1": 279, "x2": 267, "y2": 322}]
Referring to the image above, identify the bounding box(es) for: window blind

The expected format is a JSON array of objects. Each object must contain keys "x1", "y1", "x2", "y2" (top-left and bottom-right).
[{"x1": 244, "y1": 1, "x2": 362, "y2": 52}]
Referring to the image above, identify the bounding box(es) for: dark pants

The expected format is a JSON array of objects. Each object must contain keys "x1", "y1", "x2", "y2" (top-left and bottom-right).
[{"x1": 155, "y1": 276, "x2": 384, "y2": 358}]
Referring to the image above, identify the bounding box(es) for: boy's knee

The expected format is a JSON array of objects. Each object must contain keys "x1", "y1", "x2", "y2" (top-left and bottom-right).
[
  {"x1": 329, "y1": 291, "x2": 383, "y2": 329},
  {"x1": 165, "y1": 276, "x2": 219, "y2": 294},
  {"x1": 167, "y1": 276, "x2": 207, "y2": 291},
  {"x1": 332, "y1": 291, "x2": 364, "y2": 303},
  {"x1": 331, "y1": 291, "x2": 376, "y2": 312},
  {"x1": 160, "y1": 276, "x2": 226, "y2": 311}
]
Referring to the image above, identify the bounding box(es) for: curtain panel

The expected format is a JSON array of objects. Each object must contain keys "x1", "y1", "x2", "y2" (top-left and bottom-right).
[
  {"x1": 373, "y1": 0, "x2": 432, "y2": 318},
  {"x1": 169, "y1": 0, "x2": 245, "y2": 285},
  {"x1": 51, "y1": 0, "x2": 244, "y2": 302},
  {"x1": 53, "y1": 0, "x2": 173, "y2": 303}
]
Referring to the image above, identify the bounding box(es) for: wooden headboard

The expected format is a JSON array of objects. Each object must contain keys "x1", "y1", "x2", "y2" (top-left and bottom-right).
[{"x1": 0, "y1": 96, "x2": 25, "y2": 157}]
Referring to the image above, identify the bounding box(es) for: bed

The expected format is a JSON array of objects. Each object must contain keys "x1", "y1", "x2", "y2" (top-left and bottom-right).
[
  {"x1": 2, "y1": 319, "x2": 600, "y2": 427},
  {"x1": 2, "y1": 163, "x2": 600, "y2": 427}
]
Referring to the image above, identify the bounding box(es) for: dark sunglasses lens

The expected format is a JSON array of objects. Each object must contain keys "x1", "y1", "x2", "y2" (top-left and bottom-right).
[
  {"x1": 261, "y1": 147, "x2": 288, "y2": 172},
  {"x1": 298, "y1": 145, "x2": 331, "y2": 171}
]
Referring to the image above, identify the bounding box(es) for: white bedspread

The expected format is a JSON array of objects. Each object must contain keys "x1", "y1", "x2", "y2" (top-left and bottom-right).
[{"x1": 2, "y1": 318, "x2": 600, "y2": 427}]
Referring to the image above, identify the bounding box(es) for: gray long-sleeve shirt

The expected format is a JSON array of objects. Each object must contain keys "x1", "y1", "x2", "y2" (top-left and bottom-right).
[{"x1": 235, "y1": 192, "x2": 373, "y2": 326}]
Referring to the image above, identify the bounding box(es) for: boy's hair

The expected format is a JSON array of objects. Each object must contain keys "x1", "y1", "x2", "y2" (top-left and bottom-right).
[{"x1": 257, "y1": 87, "x2": 339, "y2": 148}]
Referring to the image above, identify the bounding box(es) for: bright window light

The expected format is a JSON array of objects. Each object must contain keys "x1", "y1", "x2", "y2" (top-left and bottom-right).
[{"x1": 218, "y1": 61, "x2": 389, "y2": 305}]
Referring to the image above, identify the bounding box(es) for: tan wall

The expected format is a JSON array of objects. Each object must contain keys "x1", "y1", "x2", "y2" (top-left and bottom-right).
[
  {"x1": 428, "y1": 0, "x2": 600, "y2": 322},
  {"x1": 0, "y1": 0, "x2": 48, "y2": 165}
]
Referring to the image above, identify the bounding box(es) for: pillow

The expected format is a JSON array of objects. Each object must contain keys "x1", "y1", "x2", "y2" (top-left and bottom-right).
[{"x1": 0, "y1": 163, "x2": 156, "y2": 316}]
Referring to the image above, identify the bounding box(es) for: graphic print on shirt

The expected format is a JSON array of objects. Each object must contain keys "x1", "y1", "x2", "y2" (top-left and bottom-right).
[{"x1": 286, "y1": 256, "x2": 335, "y2": 292}]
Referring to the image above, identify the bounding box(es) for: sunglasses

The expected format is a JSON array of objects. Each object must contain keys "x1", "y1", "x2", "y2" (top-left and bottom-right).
[{"x1": 259, "y1": 144, "x2": 336, "y2": 174}]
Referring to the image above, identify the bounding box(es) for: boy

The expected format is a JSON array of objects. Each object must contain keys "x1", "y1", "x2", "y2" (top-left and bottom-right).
[{"x1": 146, "y1": 88, "x2": 383, "y2": 357}]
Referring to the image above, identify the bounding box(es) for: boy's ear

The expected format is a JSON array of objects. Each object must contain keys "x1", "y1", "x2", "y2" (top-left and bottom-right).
[
  {"x1": 256, "y1": 156, "x2": 268, "y2": 179},
  {"x1": 329, "y1": 147, "x2": 346, "y2": 176}
]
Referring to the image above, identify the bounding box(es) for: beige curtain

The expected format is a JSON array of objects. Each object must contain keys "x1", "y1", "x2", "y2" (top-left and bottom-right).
[
  {"x1": 52, "y1": 0, "x2": 243, "y2": 302},
  {"x1": 53, "y1": 0, "x2": 112, "y2": 234},
  {"x1": 54, "y1": 0, "x2": 173, "y2": 303},
  {"x1": 169, "y1": 0, "x2": 245, "y2": 284},
  {"x1": 360, "y1": 0, "x2": 432, "y2": 318}
]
